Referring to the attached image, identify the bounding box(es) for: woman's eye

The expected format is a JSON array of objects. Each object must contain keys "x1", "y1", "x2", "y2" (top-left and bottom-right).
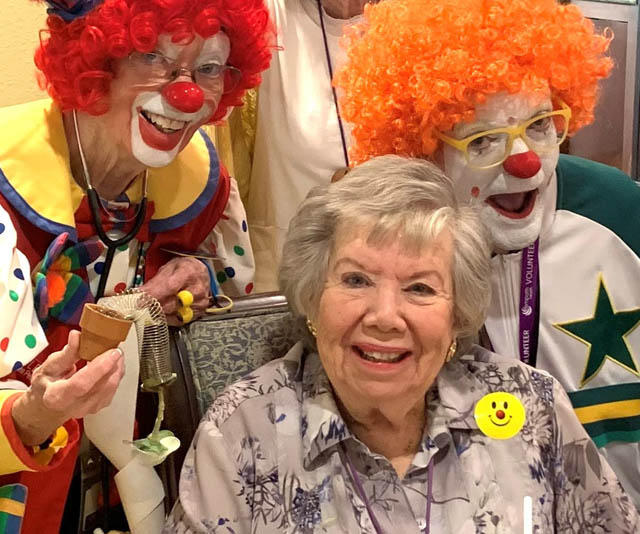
[
  {"x1": 341, "y1": 273, "x2": 371, "y2": 288},
  {"x1": 405, "y1": 283, "x2": 435, "y2": 296},
  {"x1": 197, "y1": 63, "x2": 224, "y2": 77}
]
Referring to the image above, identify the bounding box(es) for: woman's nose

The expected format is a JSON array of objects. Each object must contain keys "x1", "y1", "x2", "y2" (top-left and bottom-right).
[
  {"x1": 362, "y1": 288, "x2": 406, "y2": 332},
  {"x1": 503, "y1": 149, "x2": 541, "y2": 179},
  {"x1": 161, "y1": 81, "x2": 205, "y2": 114}
]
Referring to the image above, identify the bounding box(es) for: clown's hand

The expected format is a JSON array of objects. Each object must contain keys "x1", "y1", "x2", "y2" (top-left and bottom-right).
[
  {"x1": 11, "y1": 330, "x2": 125, "y2": 447},
  {"x1": 140, "y1": 256, "x2": 210, "y2": 325}
]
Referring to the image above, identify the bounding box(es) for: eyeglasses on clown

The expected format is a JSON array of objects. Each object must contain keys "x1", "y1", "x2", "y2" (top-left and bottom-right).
[
  {"x1": 127, "y1": 51, "x2": 243, "y2": 95},
  {"x1": 437, "y1": 101, "x2": 572, "y2": 170}
]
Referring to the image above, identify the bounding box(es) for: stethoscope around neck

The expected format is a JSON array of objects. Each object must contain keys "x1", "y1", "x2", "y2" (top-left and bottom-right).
[{"x1": 72, "y1": 110, "x2": 149, "y2": 299}]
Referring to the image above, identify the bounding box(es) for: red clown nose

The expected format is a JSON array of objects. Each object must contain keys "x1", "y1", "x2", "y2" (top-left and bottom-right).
[
  {"x1": 503, "y1": 151, "x2": 541, "y2": 179},
  {"x1": 162, "y1": 82, "x2": 205, "y2": 113}
]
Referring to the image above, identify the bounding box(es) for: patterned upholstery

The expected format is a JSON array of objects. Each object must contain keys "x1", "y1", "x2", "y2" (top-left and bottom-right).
[
  {"x1": 161, "y1": 294, "x2": 302, "y2": 508},
  {"x1": 181, "y1": 301, "x2": 302, "y2": 417}
]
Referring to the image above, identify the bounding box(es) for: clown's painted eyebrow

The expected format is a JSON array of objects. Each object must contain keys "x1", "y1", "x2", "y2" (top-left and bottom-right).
[{"x1": 454, "y1": 101, "x2": 554, "y2": 138}]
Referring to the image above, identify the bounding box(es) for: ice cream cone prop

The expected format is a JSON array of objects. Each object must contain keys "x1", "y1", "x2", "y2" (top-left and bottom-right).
[{"x1": 79, "y1": 304, "x2": 133, "y2": 361}]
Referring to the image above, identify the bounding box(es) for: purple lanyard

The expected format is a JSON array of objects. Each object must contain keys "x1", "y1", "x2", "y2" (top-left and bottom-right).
[
  {"x1": 342, "y1": 443, "x2": 435, "y2": 534},
  {"x1": 519, "y1": 239, "x2": 540, "y2": 365}
]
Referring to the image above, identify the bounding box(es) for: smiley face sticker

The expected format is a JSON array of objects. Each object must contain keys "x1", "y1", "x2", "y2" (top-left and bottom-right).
[{"x1": 474, "y1": 392, "x2": 526, "y2": 440}]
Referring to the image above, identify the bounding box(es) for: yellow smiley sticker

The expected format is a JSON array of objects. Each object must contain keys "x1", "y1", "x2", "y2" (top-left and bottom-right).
[{"x1": 474, "y1": 392, "x2": 526, "y2": 440}]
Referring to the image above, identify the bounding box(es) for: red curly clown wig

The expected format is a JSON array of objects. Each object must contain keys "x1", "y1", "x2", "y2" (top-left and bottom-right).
[
  {"x1": 31, "y1": 0, "x2": 274, "y2": 121},
  {"x1": 335, "y1": 0, "x2": 613, "y2": 164}
]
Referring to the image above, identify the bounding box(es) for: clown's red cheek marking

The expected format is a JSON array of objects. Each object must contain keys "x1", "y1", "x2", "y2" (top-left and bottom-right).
[{"x1": 471, "y1": 186, "x2": 480, "y2": 198}]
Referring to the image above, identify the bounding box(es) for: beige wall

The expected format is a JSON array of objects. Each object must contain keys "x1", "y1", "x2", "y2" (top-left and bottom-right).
[{"x1": 0, "y1": 1, "x2": 48, "y2": 107}]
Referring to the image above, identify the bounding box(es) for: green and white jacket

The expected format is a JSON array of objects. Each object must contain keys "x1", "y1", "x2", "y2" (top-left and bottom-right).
[{"x1": 485, "y1": 154, "x2": 640, "y2": 507}]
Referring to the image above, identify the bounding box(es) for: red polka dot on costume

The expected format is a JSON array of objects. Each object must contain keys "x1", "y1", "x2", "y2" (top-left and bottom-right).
[
  {"x1": 0, "y1": 337, "x2": 9, "y2": 352},
  {"x1": 114, "y1": 282, "x2": 127, "y2": 293},
  {"x1": 245, "y1": 283, "x2": 254, "y2": 295},
  {"x1": 471, "y1": 186, "x2": 480, "y2": 198}
]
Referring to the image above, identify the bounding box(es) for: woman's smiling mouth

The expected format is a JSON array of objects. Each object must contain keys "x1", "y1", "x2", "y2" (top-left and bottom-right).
[{"x1": 354, "y1": 345, "x2": 411, "y2": 364}]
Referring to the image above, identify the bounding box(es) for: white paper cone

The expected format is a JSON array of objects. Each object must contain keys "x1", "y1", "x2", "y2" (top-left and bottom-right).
[
  {"x1": 114, "y1": 458, "x2": 165, "y2": 533},
  {"x1": 84, "y1": 326, "x2": 139, "y2": 470}
]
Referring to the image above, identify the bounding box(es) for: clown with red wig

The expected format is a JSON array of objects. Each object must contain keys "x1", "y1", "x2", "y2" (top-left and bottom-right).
[
  {"x1": 337, "y1": 0, "x2": 640, "y2": 510},
  {"x1": 0, "y1": 0, "x2": 273, "y2": 532}
]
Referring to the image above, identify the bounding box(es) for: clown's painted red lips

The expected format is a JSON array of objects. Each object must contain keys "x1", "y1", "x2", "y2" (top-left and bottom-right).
[
  {"x1": 138, "y1": 109, "x2": 186, "y2": 151},
  {"x1": 486, "y1": 189, "x2": 538, "y2": 219}
]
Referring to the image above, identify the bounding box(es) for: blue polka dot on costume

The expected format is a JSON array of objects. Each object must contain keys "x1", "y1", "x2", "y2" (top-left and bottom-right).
[
  {"x1": 12, "y1": 361, "x2": 23, "y2": 372},
  {"x1": 0, "y1": 223, "x2": 4, "y2": 234},
  {"x1": 13, "y1": 268, "x2": 24, "y2": 280},
  {"x1": 241, "y1": 220, "x2": 247, "y2": 232},
  {"x1": 94, "y1": 261, "x2": 105, "y2": 275},
  {"x1": 224, "y1": 266, "x2": 236, "y2": 278}
]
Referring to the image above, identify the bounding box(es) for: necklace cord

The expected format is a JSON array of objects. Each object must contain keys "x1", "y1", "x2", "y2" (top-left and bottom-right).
[
  {"x1": 340, "y1": 441, "x2": 434, "y2": 533},
  {"x1": 317, "y1": 0, "x2": 350, "y2": 168}
]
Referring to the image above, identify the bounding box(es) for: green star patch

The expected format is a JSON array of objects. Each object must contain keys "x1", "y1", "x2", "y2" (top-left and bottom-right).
[{"x1": 554, "y1": 275, "x2": 640, "y2": 386}]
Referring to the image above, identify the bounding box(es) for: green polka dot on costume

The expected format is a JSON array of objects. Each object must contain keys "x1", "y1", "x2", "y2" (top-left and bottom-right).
[
  {"x1": 217, "y1": 271, "x2": 228, "y2": 284},
  {"x1": 25, "y1": 335, "x2": 37, "y2": 349},
  {"x1": 9, "y1": 290, "x2": 18, "y2": 302},
  {"x1": 117, "y1": 244, "x2": 129, "y2": 252},
  {"x1": 233, "y1": 245, "x2": 245, "y2": 256}
]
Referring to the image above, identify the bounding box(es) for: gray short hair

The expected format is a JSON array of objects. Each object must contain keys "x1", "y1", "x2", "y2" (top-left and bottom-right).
[{"x1": 279, "y1": 155, "x2": 492, "y2": 347}]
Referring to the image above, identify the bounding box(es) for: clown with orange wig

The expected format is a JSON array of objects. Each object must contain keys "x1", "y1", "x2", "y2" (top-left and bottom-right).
[
  {"x1": 0, "y1": 0, "x2": 273, "y2": 532},
  {"x1": 337, "y1": 0, "x2": 640, "y2": 509}
]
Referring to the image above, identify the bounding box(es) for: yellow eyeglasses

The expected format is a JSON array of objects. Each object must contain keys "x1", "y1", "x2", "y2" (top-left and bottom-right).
[{"x1": 437, "y1": 100, "x2": 572, "y2": 169}]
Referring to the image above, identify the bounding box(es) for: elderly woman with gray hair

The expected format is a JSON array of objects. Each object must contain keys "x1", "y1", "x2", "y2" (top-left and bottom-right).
[{"x1": 165, "y1": 156, "x2": 638, "y2": 533}]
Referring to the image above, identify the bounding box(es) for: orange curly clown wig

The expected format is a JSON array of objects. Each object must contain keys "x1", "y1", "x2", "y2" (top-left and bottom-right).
[
  {"x1": 335, "y1": 0, "x2": 612, "y2": 164},
  {"x1": 31, "y1": 0, "x2": 273, "y2": 121}
]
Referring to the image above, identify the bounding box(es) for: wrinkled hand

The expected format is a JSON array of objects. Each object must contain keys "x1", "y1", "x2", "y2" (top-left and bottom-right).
[
  {"x1": 140, "y1": 256, "x2": 210, "y2": 325},
  {"x1": 11, "y1": 330, "x2": 125, "y2": 447}
]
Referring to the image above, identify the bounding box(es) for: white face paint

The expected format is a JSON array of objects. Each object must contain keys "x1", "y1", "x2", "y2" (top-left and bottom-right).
[
  {"x1": 126, "y1": 33, "x2": 231, "y2": 167},
  {"x1": 441, "y1": 92, "x2": 559, "y2": 252},
  {"x1": 130, "y1": 91, "x2": 214, "y2": 167}
]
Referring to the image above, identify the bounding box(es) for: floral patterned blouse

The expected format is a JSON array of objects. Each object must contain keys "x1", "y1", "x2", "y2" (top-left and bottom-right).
[{"x1": 164, "y1": 343, "x2": 639, "y2": 533}]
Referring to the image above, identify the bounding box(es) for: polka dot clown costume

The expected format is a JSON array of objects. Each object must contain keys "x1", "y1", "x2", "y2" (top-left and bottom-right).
[
  {"x1": 0, "y1": 0, "x2": 273, "y2": 532},
  {"x1": 336, "y1": 0, "x2": 640, "y2": 510}
]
